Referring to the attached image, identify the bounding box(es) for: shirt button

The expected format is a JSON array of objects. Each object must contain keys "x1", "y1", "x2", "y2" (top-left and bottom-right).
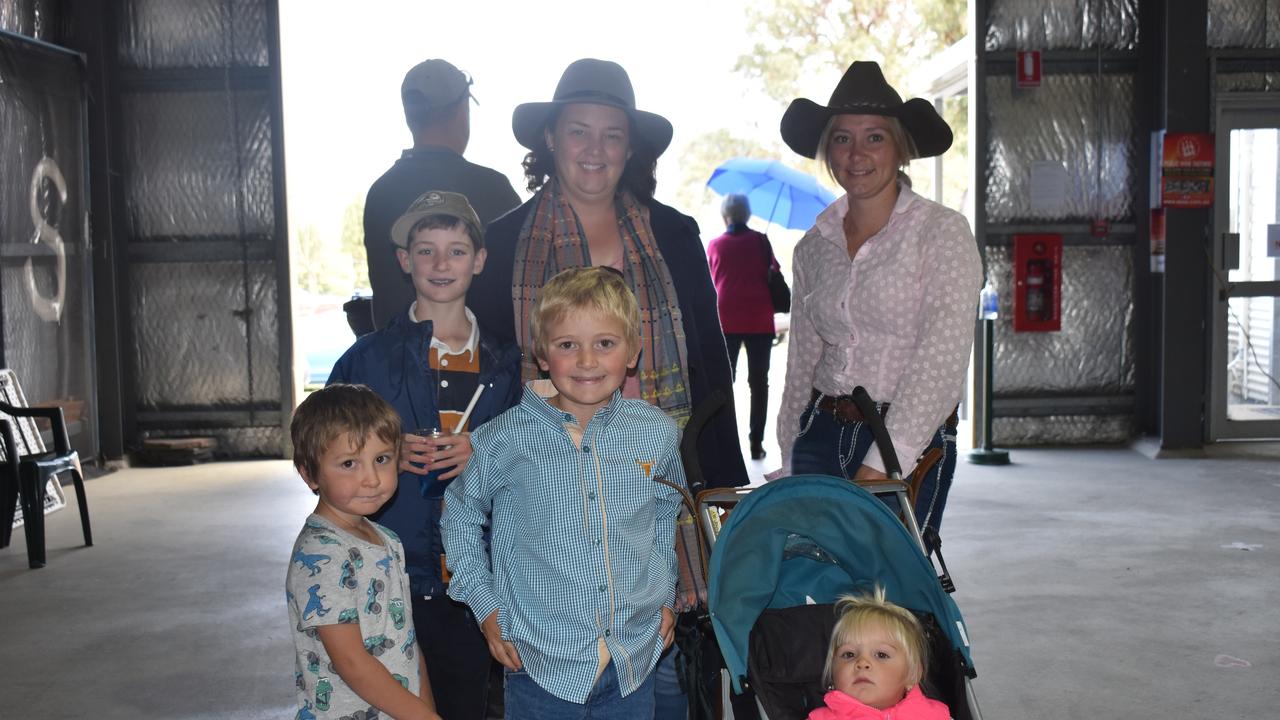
[
  {"x1": 594, "y1": 538, "x2": 602, "y2": 545},
  {"x1": 440, "y1": 379, "x2": 450, "y2": 388},
  {"x1": 587, "y1": 491, "x2": 596, "y2": 500},
  {"x1": 441, "y1": 358, "x2": 449, "y2": 367},
  {"x1": 604, "y1": 629, "x2": 611, "y2": 636},
  {"x1": 583, "y1": 445, "x2": 591, "y2": 453},
  {"x1": 598, "y1": 584, "x2": 607, "y2": 593}
]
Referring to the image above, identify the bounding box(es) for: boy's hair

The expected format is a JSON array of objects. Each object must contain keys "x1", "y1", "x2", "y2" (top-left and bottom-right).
[
  {"x1": 291, "y1": 384, "x2": 402, "y2": 488},
  {"x1": 822, "y1": 585, "x2": 929, "y2": 689},
  {"x1": 406, "y1": 213, "x2": 484, "y2": 252},
  {"x1": 529, "y1": 266, "x2": 641, "y2": 361}
]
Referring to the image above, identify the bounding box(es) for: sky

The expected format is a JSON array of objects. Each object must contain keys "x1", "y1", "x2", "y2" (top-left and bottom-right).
[{"x1": 278, "y1": 0, "x2": 801, "y2": 251}]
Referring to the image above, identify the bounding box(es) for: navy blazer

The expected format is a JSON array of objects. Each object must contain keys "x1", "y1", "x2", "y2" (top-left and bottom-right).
[{"x1": 468, "y1": 196, "x2": 749, "y2": 489}]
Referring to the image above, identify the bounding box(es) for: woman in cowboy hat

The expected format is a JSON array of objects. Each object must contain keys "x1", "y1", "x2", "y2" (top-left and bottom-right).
[
  {"x1": 774, "y1": 61, "x2": 982, "y2": 539},
  {"x1": 463, "y1": 57, "x2": 747, "y2": 716}
]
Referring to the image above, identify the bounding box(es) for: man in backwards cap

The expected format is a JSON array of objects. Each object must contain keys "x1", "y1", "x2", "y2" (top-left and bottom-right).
[{"x1": 364, "y1": 59, "x2": 520, "y2": 330}]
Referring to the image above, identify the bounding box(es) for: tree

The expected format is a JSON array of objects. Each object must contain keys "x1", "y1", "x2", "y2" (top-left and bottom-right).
[
  {"x1": 735, "y1": 0, "x2": 965, "y2": 104},
  {"x1": 671, "y1": 0, "x2": 968, "y2": 225},
  {"x1": 340, "y1": 197, "x2": 369, "y2": 292},
  {"x1": 292, "y1": 223, "x2": 354, "y2": 296}
]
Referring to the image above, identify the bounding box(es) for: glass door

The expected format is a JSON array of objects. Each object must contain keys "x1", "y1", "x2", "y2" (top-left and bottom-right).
[{"x1": 1210, "y1": 94, "x2": 1280, "y2": 440}]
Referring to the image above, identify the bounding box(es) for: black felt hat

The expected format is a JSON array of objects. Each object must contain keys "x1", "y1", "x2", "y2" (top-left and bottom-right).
[
  {"x1": 780, "y1": 61, "x2": 953, "y2": 159},
  {"x1": 512, "y1": 58, "x2": 673, "y2": 156}
]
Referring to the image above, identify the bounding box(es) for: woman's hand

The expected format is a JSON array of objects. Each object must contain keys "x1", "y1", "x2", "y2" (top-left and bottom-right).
[
  {"x1": 428, "y1": 432, "x2": 472, "y2": 481},
  {"x1": 482, "y1": 609, "x2": 522, "y2": 671}
]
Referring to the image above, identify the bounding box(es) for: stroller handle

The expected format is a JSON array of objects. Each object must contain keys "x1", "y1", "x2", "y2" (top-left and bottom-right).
[{"x1": 851, "y1": 386, "x2": 902, "y2": 480}]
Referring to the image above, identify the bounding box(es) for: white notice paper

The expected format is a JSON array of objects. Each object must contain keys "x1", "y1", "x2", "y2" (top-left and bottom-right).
[{"x1": 1029, "y1": 161, "x2": 1068, "y2": 215}]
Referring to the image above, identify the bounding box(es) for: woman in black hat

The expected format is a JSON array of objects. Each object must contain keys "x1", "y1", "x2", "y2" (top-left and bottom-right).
[
  {"x1": 774, "y1": 61, "x2": 982, "y2": 536},
  {"x1": 464, "y1": 58, "x2": 747, "y2": 715}
]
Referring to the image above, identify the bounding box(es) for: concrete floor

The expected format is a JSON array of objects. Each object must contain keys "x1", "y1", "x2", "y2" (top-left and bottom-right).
[{"x1": 3, "y1": 446, "x2": 1278, "y2": 719}]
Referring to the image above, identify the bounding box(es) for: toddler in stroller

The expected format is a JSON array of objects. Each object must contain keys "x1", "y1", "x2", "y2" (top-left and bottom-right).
[
  {"x1": 705, "y1": 475, "x2": 980, "y2": 720},
  {"x1": 809, "y1": 587, "x2": 949, "y2": 719}
]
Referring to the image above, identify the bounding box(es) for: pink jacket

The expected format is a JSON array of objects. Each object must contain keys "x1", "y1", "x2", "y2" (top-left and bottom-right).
[{"x1": 807, "y1": 687, "x2": 951, "y2": 720}]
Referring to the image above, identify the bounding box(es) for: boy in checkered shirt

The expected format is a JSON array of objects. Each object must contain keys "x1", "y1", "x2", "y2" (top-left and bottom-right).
[{"x1": 442, "y1": 266, "x2": 685, "y2": 718}]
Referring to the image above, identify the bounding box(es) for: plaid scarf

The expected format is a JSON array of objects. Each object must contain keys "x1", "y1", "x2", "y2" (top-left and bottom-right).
[{"x1": 512, "y1": 179, "x2": 693, "y2": 426}]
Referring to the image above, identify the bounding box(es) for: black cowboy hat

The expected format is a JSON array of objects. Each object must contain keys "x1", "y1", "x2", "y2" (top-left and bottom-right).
[
  {"x1": 512, "y1": 58, "x2": 673, "y2": 156},
  {"x1": 780, "y1": 61, "x2": 952, "y2": 160}
]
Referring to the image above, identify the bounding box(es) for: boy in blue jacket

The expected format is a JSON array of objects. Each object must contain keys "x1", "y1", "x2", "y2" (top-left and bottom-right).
[{"x1": 329, "y1": 190, "x2": 521, "y2": 720}]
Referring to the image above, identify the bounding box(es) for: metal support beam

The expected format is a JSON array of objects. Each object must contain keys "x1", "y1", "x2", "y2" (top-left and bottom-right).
[{"x1": 1158, "y1": 0, "x2": 1212, "y2": 449}]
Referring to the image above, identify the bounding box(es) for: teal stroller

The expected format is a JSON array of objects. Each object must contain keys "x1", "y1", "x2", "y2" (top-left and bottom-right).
[
  {"x1": 704, "y1": 389, "x2": 981, "y2": 720},
  {"x1": 705, "y1": 476, "x2": 980, "y2": 719}
]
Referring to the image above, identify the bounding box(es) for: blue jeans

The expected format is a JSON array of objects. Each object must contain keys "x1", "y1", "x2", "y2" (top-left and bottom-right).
[
  {"x1": 652, "y1": 646, "x2": 687, "y2": 719},
  {"x1": 504, "y1": 661, "x2": 656, "y2": 720},
  {"x1": 790, "y1": 397, "x2": 952, "y2": 534}
]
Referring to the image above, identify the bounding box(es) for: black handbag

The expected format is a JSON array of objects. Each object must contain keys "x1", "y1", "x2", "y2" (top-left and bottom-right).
[{"x1": 762, "y1": 235, "x2": 791, "y2": 313}]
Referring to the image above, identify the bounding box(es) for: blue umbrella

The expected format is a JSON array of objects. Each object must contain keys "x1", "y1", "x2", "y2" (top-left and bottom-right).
[{"x1": 706, "y1": 157, "x2": 838, "y2": 231}]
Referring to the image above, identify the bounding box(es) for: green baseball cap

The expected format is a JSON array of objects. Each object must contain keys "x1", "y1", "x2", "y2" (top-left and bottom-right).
[{"x1": 390, "y1": 191, "x2": 484, "y2": 249}]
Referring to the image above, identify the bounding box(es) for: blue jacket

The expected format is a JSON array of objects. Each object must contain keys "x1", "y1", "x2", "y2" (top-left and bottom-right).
[
  {"x1": 469, "y1": 196, "x2": 749, "y2": 489},
  {"x1": 328, "y1": 309, "x2": 522, "y2": 596}
]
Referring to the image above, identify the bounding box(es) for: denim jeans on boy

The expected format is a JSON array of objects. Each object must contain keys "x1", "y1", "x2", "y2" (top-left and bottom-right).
[
  {"x1": 504, "y1": 660, "x2": 656, "y2": 720},
  {"x1": 652, "y1": 646, "x2": 687, "y2": 719},
  {"x1": 789, "y1": 396, "x2": 950, "y2": 535}
]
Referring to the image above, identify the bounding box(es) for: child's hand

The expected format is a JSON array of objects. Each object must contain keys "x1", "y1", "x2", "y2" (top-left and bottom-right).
[
  {"x1": 398, "y1": 432, "x2": 434, "y2": 476},
  {"x1": 659, "y1": 606, "x2": 676, "y2": 650},
  {"x1": 428, "y1": 432, "x2": 473, "y2": 481},
  {"x1": 481, "y1": 609, "x2": 522, "y2": 671}
]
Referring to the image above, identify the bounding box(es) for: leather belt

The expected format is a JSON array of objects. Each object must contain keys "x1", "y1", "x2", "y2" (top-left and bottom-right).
[
  {"x1": 811, "y1": 389, "x2": 889, "y2": 424},
  {"x1": 811, "y1": 390, "x2": 960, "y2": 430}
]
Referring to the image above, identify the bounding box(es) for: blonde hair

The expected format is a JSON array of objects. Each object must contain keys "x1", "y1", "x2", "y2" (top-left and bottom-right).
[
  {"x1": 530, "y1": 266, "x2": 641, "y2": 361},
  {"x1": 822, "y1": 586, "x2": 928, "y2": 690},
  {"x1": 290, "y1": 384, "x2": 402, "y2": 491},
  {"x1": 816, "y1": 114, "x2": 918, "y2": 186}
]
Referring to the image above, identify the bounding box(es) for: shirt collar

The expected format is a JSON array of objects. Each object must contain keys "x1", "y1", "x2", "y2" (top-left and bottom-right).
[
  {"x1": 408, "y1": 305, "x2": 479, "y2": 361},
  {"x1": 523, "y1": 379, "x2": 624, "y2": 429},
  {"x1": 814, "y1": 180, "x2": 919, "y2": 246},
  {"x1": 726, "y1": 223, "x2": 750, "y2": 234}
]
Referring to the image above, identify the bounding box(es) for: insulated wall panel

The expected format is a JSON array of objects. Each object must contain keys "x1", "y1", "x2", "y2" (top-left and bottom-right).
[
  {"x1": 0, "y1": 0, "x2": 59, "y2": 42},
  {"x1": 118, "y1": 0, "x2": 269, "y2": 68},
  {"x1": 1207, "y1": 0, "x2": 1280, "y2": 48},
  {"x1": 986, "y1": 73, "x2": 1136, "y2": 222},
  {"x1": 987, "y1": 246, "x2": 1135, "y2": 394},
  {"x1": 994, "y1": 414, "x2": 1133, "y2": 445},
  {"x1": 121, "y1": 91, "x2": 274, "y2": 239},
  {"x1": 0, "y1": 31, "x2": 97, "y2": 460},
  {"x1": 1216, "y1": 72, "x2": 1280, "y2": 93},
  {"x1": 986, "y1": 0, "x2": 1139, "y2": 51},
  {"x1": 132, "y1": 261, "x2": 276, "y2": 407},
  {"x1": 144, "y1": 426, "x2": 282, "y2": 457}
]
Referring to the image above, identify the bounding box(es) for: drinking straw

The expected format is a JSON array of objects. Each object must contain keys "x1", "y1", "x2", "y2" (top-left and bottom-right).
[{"x1": 452, "y1": 384, "x2": 485, "y2": 434}]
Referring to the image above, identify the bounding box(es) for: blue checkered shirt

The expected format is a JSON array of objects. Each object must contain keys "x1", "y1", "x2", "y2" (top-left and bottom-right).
[{"x1": 442, "y1": 382, "x2": 684, "y2": 703}]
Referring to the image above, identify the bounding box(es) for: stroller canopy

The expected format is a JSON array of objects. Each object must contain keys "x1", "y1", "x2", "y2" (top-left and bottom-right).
[{"x1": 707, "y1": 475, "x2": 974, "y2": 691}]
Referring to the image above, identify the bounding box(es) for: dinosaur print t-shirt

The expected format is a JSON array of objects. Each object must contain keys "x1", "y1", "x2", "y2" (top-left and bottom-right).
[{"x1": 286, "y1": 514, "x2": 419, "y2": 720}]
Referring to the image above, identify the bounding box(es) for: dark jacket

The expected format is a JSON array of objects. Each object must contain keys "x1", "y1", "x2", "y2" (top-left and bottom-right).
[
  {"x1": 363, "y1": 146, "x2": 521, "y2": 328},
  {"x1": 328, "y1": 309, "x2": 522, "y2": 596},
  {"x1": 468, "y1": 197, "x2": 749, "y2": 489}
]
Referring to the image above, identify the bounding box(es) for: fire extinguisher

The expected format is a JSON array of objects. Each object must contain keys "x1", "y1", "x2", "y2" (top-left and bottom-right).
[{"x1": 1025, "y1": 259, "x2": 1046, "y2": 320}]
